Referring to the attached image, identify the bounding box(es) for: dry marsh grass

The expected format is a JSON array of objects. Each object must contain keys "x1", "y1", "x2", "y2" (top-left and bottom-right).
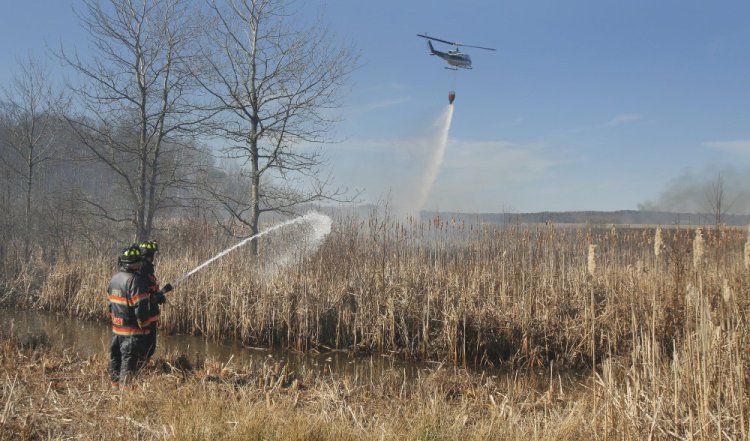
[
  {"x1": 2, "y1": 215, "x2": 748, "y2": 368},
  {"x1": 0, "y1": 336, "x2": 594, "y2": 440},
  {"x1": 0, "y1": 323, "x2": 746, "y2": 440},
  {"x1": 1, "y1": 214, "x2": 749, "y2": 439}
]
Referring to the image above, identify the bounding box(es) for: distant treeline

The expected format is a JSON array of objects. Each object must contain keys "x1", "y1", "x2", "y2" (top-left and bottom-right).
[
  {"x1": 313, "y1": 205, "x2": 750, "y2": 226},
  {"x1": 417, "y1": 209, "x2": 750, "y2": 226}
]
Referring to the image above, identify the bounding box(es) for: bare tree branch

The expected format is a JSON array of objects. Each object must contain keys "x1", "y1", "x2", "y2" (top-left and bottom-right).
[
  {"x1": 0, "y1": 56, "x2": 67, "y2": 258},
  {"x1": 59, "y1": 0, "x2": 209, "y2": 242},
  {"x1": 198, "y1": 0, "x2": 358, "y2": 248}
]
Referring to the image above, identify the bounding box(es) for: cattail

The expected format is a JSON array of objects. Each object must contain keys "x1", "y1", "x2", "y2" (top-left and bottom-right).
[
  {"x1": 654, "y1": 227, "x2": 663, "y2": 258},
  {"x1": 635, "y1": 259, "x2": 644, "y2": 273},
  {"x1": 722, "y1": 279, "x2": 733, "y2": 304},
  {"x1": 693, "y1": 228, "x2": 704, "y2": 269},
  {"x1": 685, "y1": 283, "x2": 697, "y2": 308},
  {"x1": 587, "y1": 244, "x2": 597, "y2": 276}
]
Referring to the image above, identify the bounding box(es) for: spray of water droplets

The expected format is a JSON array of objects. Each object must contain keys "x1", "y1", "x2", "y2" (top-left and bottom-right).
[
  {"x1": 174, "y1": 211, "x2": 332, "y2": 286},
  {"x1": 415, "y1": 104, "x2": 454, "y2": 213},
  {"x1": 259, "y1": 211, "x2": 333, "y2": 277}
]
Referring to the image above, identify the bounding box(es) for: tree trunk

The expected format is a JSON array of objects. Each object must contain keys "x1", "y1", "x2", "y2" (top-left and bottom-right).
[
  {"x1": 24, "y1": 155, "x2": 32, "y2": 260},
  {"x1": 249, "y1": 122, "x2": 260, "y2": 256},
  {"x1": 248, "y1": 16, "x2": 260, "y2": 256},
  {"x1": 136, "y1": 51, "x2": 149, "y2": 244}
]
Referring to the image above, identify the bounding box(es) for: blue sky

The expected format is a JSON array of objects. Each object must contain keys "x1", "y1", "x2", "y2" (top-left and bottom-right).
[{"x1": 2, "y1": 0, "x2": 749, "y2": 213}]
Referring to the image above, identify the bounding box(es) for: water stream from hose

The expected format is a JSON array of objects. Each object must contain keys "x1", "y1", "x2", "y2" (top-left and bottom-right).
[{"x1": 173, "y1": 211, "x2": 332, "y2": 286}]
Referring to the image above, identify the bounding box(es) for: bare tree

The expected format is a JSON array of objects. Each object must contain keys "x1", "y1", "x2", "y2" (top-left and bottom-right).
[
  {"x1": 198, "y1": 0, "x2": 357, "y2": 250},
  {"x1": 0, "y1": 57, "x2": 66, "y2": 258},
  {"x1": 703, "y1": 172, "x2": 738, "y2": 226},
  {"x1": 60, "y1": 0, "x2": 207, "y2": 242}
]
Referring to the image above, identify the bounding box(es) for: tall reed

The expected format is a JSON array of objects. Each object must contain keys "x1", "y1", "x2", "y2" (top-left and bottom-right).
[
  {"x1": 587, "y1": 243, "x2": 597, "y2": 276},
  {"x1": 654, "y1": 226, "x2": 663, "y2": 258},
  {"x1": 693, "y1": 227, "x2": 704, "y2": 269},
  {"x1": 1, "y1": 215, "x2": 747, "y2": 371}
]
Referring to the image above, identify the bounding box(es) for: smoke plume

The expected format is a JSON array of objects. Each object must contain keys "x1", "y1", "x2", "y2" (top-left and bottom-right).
[{"x1": 638, "y1": 166, "x2": 750, "y2": 215}]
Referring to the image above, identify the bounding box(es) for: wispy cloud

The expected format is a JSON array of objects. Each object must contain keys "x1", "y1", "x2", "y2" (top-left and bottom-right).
[
  {"x1": 442, "y1": 140, "x2": 558, "y2": 182},
  {"x1": 342, "y1": 82, "x2": 413, "y2": 116},
  {"x1": 605, "y1": 113, "x2": 642, "y2": 127},
  {"x1": 557, "y1": 113, "x2": 644, "y2": 137},
  {"x1": 322, "y1": 134, "x2": 564, "y2": 213},
  {"x1": 498, "y1": 117, "x2": 524, "y2": 127},
  {"x1": 347, "y1": 96, "x2": 412, "y2": 115},
  {"x1": 323, "y1": 137, "x2": 409, "y2": 153},
  {"x1": 703, "y1": 140, "x2": 750, "y2": 155},
  {"x1": 428, "y1": 140, "x2": 564, "y2": 212}
]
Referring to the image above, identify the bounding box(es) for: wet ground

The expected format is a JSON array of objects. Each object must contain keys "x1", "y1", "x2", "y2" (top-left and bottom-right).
[
  {"x1": 2, "y1": 308, "x2": 583, "y2": 390},
  {"x1": 2, "y1": 309, "x2": 426, "y2": 379}
]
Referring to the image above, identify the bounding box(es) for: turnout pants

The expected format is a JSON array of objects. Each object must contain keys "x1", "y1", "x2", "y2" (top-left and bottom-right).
[
  {"x1": 144, "y1": 324, "x2": 158, "y2": 361},
  {"x1": 109, "y1": 333, "x2": 148, "y2": 385}
]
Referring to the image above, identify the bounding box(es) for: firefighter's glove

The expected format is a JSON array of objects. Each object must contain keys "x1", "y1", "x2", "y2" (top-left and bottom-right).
[{"x1": 154, "y1": 283, "x2": 173, "y2": 304}]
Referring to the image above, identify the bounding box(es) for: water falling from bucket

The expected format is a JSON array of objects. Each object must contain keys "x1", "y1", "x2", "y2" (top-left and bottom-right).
[
  {"x1": 415, "y1": 104, "x2": 455, "y2": 212},
  {"x1": 173, "y1": 211, "x2": 332, "y2": 286}
]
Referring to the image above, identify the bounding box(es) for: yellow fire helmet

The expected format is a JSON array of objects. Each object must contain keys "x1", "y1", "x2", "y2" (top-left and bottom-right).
[
  {"x1": 138, "y1": 240, "x2": 159, "y2": 257},
  {"x1": 118, "y1": 244, "x2": 143, "y2": 265}
]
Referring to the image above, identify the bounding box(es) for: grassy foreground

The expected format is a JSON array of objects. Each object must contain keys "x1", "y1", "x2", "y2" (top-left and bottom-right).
[
  {"x1": 1, "y1": 335, "x2": 593, "y2": 440},
  {"x1": 1, "y1": 323, "x2": 747, "y2": 440}
]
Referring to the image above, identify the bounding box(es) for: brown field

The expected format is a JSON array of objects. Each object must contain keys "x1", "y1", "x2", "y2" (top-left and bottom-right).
[
  {"x1": 1, "y1": 214, "x2": 749, "y2": 439},
  {"x1": 0, "y1": 336, "x2": 607, "y2": 440}
]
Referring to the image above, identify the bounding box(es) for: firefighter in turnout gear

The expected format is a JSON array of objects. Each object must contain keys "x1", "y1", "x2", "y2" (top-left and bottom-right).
[
  {"x1": 107, "y1": 245, "x2": 154, "y2": 387},
  {"x1": 138, "y1": 240, "x2": 173, "y2": 362}
]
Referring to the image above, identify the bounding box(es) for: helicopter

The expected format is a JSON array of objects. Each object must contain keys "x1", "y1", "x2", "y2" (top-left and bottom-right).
[{"x1": 417, "y1": 34, "x2": 496, "y2": 70}]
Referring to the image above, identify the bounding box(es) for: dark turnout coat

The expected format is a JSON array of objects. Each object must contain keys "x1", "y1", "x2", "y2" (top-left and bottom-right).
[
  {"x1": 107, "y1": 268, "x2": 153, "y2": 385},
  {"x1": 107, "y1": 270, "x2": 156, "y2": 335}
]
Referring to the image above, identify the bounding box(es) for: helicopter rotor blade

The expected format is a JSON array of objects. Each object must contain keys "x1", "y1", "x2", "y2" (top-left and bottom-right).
[
  {"x1": 458, "y1": 44, "x2": 496, "y2": 51},
  {"x1": 417, "y1": 34, "x2": 458, "y2": 46},
  {"x1": 417, "y1": 34, "x2": 496, "y2": 51}
]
